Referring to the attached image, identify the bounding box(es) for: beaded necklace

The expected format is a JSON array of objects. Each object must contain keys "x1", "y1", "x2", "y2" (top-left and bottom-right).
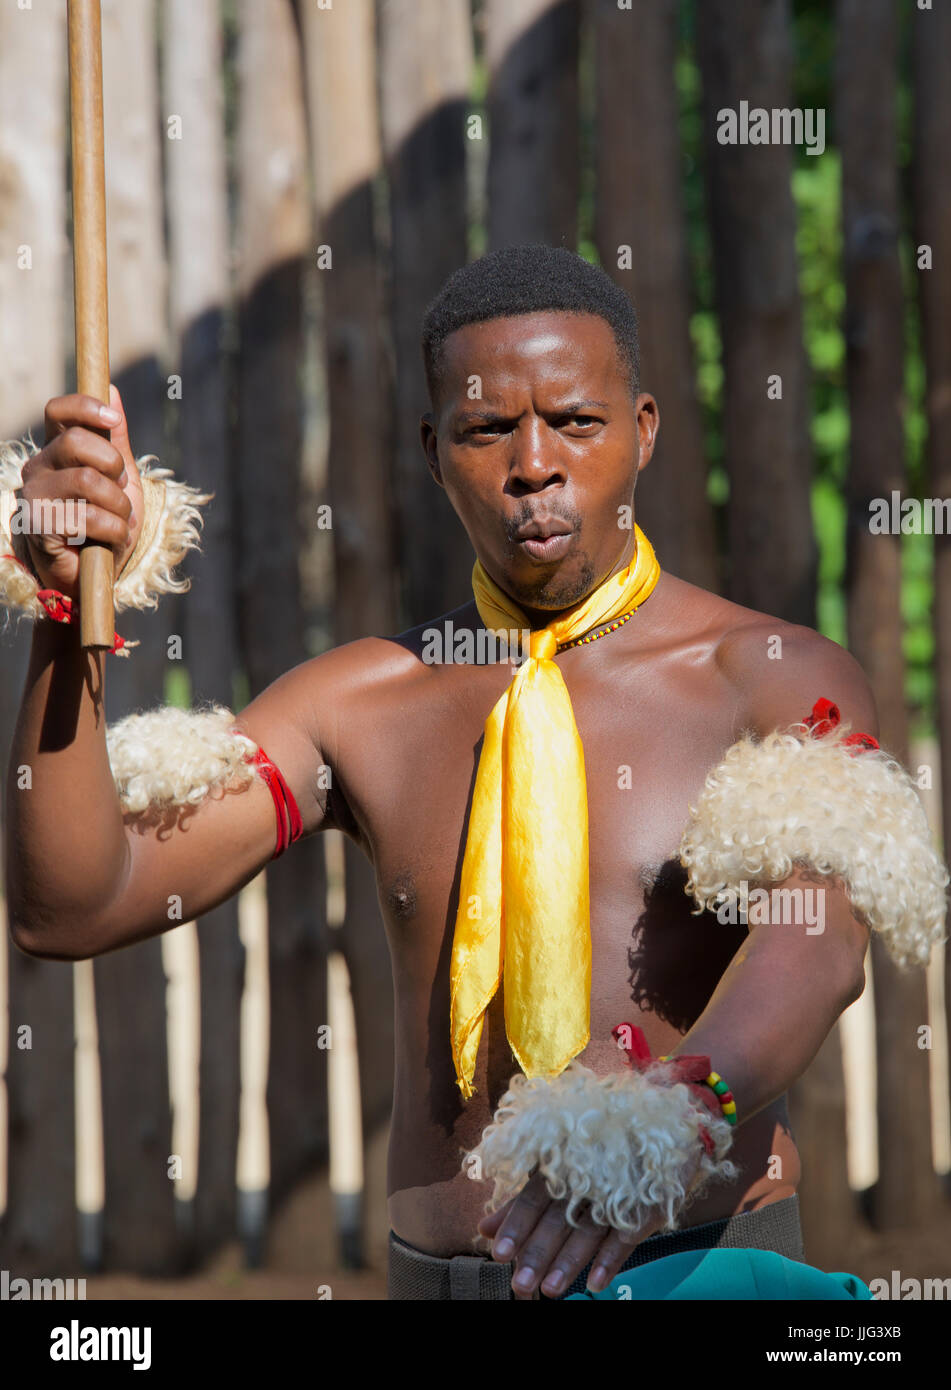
[{"x1": 556, "y1": 606, "x2": 639, "y2": 651}]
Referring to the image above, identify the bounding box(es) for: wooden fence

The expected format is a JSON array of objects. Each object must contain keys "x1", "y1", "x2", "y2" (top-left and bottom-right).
[{"x1": 0, "y1": 0, "x2": 948, "y2": 1279}]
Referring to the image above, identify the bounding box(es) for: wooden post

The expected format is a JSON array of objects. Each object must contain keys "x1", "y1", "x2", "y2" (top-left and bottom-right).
[
  {"x1": 912, "y1": 0, "x2": 951, "y2": 1191},
  {"x1": 698, "y1": 0, "x2": 850, "y2": 1254},
  {"x1": 0, "y1": 0, "x2": 77, "y2": 1280},
  {"x1": 836, "y1": 0, "x2": 935, "y2": 1230},
  {"x1": 788, "y1": 1024, "x2": 859, "y2": 1267},
  {"x1": 697, "y1": 0, "x2": 817, "y2": 626},
  {"x1": 379, "y1": 0, "x2": 474, "y2": 625},
  {"x1": 164, "y1": 0, "x2": 243, "y2": 1262},
  {"x1": 593, "y1": 0, "x2": 718, "y2": 593},
  {"x1": 486, "y1": 0, "x2": 581, "y2": 250},
  {"x1": 91, "y1": 0, "x2": 178, "y2": 1274},
  {"x1": 303, "y1": 0, "x2": 397, "y2": 1148},
  {"x1": 235, "y1": 0, "x2": 330, "y2": 1229},
  {"x1": 164, "y1": 0, "x2": 239, "y2": 1253}
]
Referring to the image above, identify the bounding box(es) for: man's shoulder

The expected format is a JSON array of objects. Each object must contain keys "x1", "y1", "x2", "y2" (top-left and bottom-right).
[
  {"x1": 296, "y1": 599, "x2": 480, "y2": 698},
  {"x1": 709, "y1": 598, "x2": 878, "y2": 742}
]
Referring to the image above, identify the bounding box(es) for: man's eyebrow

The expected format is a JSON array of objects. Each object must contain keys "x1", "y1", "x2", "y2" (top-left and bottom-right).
[
  {"x1": 548, "y1": 399, "x2": 610, "y2": 413},
  {"x1": 453, "y1": 407, "x2": 513, "y2": 424},
  {"x1": 452, "y1": 399, "x2": 610, "y2": 424}
]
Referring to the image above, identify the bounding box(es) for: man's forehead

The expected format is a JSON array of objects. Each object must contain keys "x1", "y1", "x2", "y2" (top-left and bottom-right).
[
  {"x1": 443, "y1": 310, "x2": 614, "y2": 355},
  {"x1": 439, "y1": 312, "x2": 621, "y2": 387}
]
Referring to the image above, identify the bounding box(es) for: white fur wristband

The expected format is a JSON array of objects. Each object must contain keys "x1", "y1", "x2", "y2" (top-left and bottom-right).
[
  {"x1": 1, "y1": 437, "x2": 212, "y2": 631},
  {"x1": 467, "y1": 1062, "x2": 737, "y2": 1237},
  {"x1": 679, "y1": 718, "x2": 949, "y2": 969}
]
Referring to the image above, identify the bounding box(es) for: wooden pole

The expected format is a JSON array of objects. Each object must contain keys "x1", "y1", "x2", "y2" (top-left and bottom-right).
[
  {"x1": 697, "y1": 0, "x2": 817, "y2": 626},
  {"x1": 593, "y1": 0, "x2": 718, "y2": 594},
  {"x1": 836, "y1": 0, "x2": 935, "y2": 1229},
  {"x1": 67, "y1": 0, "x2": 114, "y2": 649}
]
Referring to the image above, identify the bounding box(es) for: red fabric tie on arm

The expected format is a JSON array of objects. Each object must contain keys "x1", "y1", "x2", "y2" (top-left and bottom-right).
[
  {"x1": 241, "y1": 743, "x2": 304, "y2": 860},
  {"x1": 1, "y1": 554, "x2": 130, "y2": 653},
  {"x1": 612, "y1": 1023, "x2": 721, "y2": 1158},
  {"x1": 803, "y1": 696, "x2": 880, "y2": 751}
]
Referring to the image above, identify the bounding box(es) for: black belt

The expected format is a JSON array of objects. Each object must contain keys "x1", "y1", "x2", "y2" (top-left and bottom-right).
[{"x1": 387, "y1": 1194, "x2": 806, "y2": 1300}]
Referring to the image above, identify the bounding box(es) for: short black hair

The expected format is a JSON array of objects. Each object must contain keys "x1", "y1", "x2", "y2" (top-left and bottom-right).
[{"x1": 421, "y1": 244, "x2": 640, "y2": 408}]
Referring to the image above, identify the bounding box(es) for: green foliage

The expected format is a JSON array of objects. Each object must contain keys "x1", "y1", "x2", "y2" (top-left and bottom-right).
[
  {"x1": 812, "y1": 476, "x2": 847, "y2": 649},
  {"x1": 670, "y1": 0, "x2": 936, "y2": 735},
  {"x1": 164, "y1": 665, "x2": 192, "y2": 711}
]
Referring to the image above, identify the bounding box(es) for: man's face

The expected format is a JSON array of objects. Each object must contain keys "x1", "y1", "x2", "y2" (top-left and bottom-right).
[{"x1": 421, "y1": 311, "x2": 659, "y2": 621}]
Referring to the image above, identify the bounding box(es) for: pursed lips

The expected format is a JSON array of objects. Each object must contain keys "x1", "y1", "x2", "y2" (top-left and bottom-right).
[{"x1": 513, "y1": 518, "x2": 576, "y2": 562}]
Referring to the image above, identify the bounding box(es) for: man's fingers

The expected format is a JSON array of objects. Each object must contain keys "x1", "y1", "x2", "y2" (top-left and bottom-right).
[
  {"x1": 507, "y1": 1197, "x2": 579, "y2": 1298},
  {"x1": 585, "y1": 1224, "x2": 654, "y2": 1295},
  {"x1": 476, "y1": 1201, "x2": 513, "y2": 1240},
  {"x1": 62, "y1": 464, "x2": 132, "y2": 521},
  {"x1": 44, "y1": 393, "x2": 121, "y2": 443},
  {"x1": 537, "y1": 1213, "x2": 610, "y2": 1299},
  {"x1": 106, "y1": 383, "x2": 136, "y2": 473},
  {"x1": 47, "y1": 427, "x2": 127, "y2": 483},
  {"x1": 485, "y1": 1171, "x2": 551, "y2": 1262}
]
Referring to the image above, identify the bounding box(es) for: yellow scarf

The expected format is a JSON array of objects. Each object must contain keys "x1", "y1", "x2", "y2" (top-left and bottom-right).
[{"x1": 450, "y1": 525, "x2": 661, "y2": 1099}]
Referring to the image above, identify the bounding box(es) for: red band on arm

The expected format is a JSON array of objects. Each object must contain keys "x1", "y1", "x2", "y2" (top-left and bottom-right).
[
  {"x1": 244, "y1": 744, "x2": 304, "y2": 860},
  {"x1": 613, "y1": 1023, "x2": 720, "y2": 1156},
  {"x1": 1, "y1": 556, "x2": 129, "y2": 653}
]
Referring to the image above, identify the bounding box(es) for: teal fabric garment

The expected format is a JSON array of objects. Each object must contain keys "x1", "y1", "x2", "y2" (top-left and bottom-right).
[{"x1": 566, "y1": 1248, "x2": 873, "y2": 1300}]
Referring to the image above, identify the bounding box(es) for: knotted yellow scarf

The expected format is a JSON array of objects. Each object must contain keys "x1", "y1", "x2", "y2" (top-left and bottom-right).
[{"x1": 450, "y1": 525, "x2": 661, "y2": 1099}]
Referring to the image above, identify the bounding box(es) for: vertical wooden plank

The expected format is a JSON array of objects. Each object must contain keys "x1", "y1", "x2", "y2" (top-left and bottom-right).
[
  {"x1": 696, "y1": 0, "x2": 850, "y2": 1250},
  {"x1": 303, "y1": 0, "x2": 397, "y2": 1132},
  {"x1": 697, "y1": 0, "x2": 817, "y2": 626},
  {"x1": 99, "y1": 0, "x2": 173, "y2": 713},
  {"x1": 788, "y1": 1024, "x2": 859, "y2": 1266},
  {"x1": 235, "y1": 0, "x2": 330, "y2": 1217},
  {"x1": 379, "y1": 0, "x2": 474, "y2": 625},
  {"x1": 486, "y1": 0, "x2": 581, "y2": 251},
  {"x1": 837, "y1": 0, "x2": 908, "y2": 760},
  {"x1": 93, "y1": 0, "x2": 178, "y2": 1273},
  {"x1": 912, "y1": 0, "x2": 951, "y2": 1185},
  {"x1": 164, "y1": 0, "x2": 243, "y2": 1262},
  {"x1": 0, "y1": 0, "x2": 77, "y2": 1279},
  {"x1": 592, "y1": 0, "x2": 717, "y2": 592},
  {"x1": 836, "y1": 0, "x2": 935, "y2": 1230}
]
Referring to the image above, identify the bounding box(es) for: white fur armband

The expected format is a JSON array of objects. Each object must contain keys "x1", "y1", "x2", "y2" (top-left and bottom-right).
[
  {"x1": 106, "y1": 703, "x2": 258, "y2": 815},
  {"x1": 679, "y1": 718, "x2": 950, "y2": 968},
  {"x1": 0, "y1": 436, "x2": 212, "y2": 629},
  {"x1": 467, "y1": 1063, "x2": 737, "y2": 1237}
]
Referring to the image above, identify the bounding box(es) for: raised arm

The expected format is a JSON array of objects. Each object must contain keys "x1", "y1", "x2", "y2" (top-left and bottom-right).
[
  {"x1": 6, "y1": 621, "x2": 333, "y2": 961},
  {"x1": 2, "y1": 390, "x2": 335, "y2": 960}
]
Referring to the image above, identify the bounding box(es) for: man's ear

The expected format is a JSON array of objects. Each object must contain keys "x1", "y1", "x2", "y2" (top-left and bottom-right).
[
  {"x1": 634, "y1": 393, "x2": 660, "y2": 476},
  {"x1": 420, "y1": 413, "x2": 444, "y2": 488}
]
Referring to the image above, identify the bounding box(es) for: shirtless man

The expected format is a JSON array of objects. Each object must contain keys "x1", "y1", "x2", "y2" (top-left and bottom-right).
[{"x1": 6, "y1": 245, "x2": 876, "y2": 1300}]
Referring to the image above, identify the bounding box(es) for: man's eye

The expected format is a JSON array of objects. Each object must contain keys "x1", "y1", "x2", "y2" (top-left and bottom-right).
[{"x1": 561, "y1": 415, "x2": 600, "y2": 428}]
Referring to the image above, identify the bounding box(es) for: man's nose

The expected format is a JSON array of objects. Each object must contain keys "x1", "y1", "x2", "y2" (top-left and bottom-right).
[{"x1": 507, "y1": 418, "x2": 565, "y2": 492}]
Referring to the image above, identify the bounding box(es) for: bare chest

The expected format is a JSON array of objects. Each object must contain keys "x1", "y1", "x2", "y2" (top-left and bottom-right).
[{"x1": 338, "y1": 642, "x2": 744, "y2": 1033}]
